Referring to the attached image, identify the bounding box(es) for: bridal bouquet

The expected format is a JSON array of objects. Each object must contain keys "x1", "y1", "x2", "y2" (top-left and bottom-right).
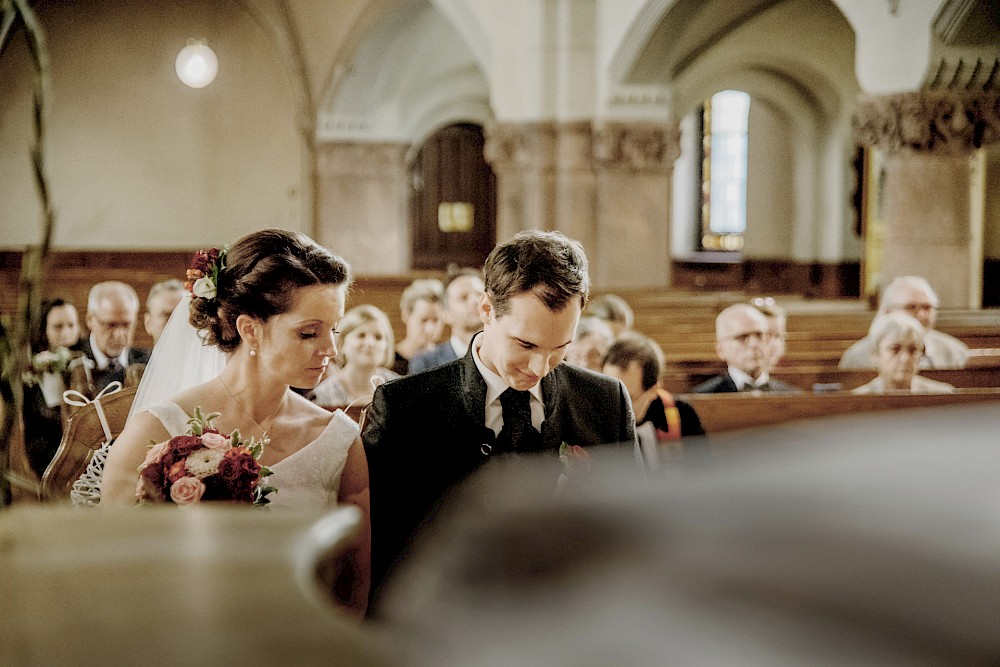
[{"x1": 136, "y1": 407, "x2": 275, "y2": 506}]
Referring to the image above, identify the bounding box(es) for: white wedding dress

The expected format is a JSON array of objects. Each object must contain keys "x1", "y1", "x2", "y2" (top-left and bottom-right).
[{"x1": 145, "y1": 402, "x2": 359, "y2": 509}]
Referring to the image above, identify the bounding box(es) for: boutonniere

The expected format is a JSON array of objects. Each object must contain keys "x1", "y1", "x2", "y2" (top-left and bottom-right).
[
  {"x1": 558, "y1": 442, "x2": 591, "y2": 472},
  {"x1": 556, "y1": 442, "x2": 591, "y2": 497}
]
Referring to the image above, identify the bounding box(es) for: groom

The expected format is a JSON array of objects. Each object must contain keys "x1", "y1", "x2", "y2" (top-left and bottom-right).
[{"x1": 362, "y1": 230, "x2": 637, "y2": 610}]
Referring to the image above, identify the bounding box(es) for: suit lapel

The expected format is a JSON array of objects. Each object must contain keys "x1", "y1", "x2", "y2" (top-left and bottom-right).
[
  {"x1": 458, "y1": 339, "x2": 496, "y2": 448},
  {"x1": 540, "y1": 369, "x2": 563, "y2": 450}
]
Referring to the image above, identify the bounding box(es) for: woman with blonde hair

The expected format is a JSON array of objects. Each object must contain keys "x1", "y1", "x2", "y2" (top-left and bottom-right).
[
  {"x1": 852, "y1": 312, "x2": 954, "y2": 395},
  {"x1": 313, "y1": 304, "x2": 400, "y2": 413}
]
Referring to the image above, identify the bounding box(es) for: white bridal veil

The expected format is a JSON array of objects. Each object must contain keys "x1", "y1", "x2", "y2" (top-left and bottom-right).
[{"x1": 128, "y1": 293, "x2": 228, "y2": 418}]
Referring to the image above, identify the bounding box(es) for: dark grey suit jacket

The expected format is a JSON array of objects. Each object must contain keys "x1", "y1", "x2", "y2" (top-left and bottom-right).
[
  {"x1": 407, "y1": 341, "x2": 459, "y2": 374},
  {"x1": 692, "y1": 372, "x2": 802, "y2": 394},
  {"x1": 362, "y1": 341, "x2": 636, "y2": 602},
  {"x1": 77, "y1": 340, "x2": 151, "y2": 395}
]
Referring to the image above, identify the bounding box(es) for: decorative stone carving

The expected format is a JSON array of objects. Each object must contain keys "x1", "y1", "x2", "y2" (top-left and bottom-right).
[
  {"x1": 483, "y1": 122, "x2": 557, "y2": 169},
  {"x1": 484, "y1": 121, "x2": 596, "y2": 171},
  {"x1": 592, "y1": 122, "x2": 680, "y2": 172},
  {"x1": 853, "y1": 91, "x2": 1000, "y2": 155}
]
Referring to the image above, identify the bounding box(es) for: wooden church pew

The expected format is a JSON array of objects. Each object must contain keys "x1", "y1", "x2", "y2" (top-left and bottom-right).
[{"x1": 679, "y1": 388, "x2": 1000, "y2": 435}]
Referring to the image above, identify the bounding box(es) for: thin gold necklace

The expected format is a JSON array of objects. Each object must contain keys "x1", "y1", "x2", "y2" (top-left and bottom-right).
[{"x1": 216, "y1": 376, "x2": 286, "y2": 449}]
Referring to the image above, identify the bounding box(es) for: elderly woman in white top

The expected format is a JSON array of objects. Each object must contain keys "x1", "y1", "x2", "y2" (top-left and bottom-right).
[{"x1": 852, "y1": 312, "x2": 955, "y2": 395}]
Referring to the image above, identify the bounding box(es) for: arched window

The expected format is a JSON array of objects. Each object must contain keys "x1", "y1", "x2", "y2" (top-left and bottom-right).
[{"x1": 700, "y1": 90, "x2": 750, "y2": 251}]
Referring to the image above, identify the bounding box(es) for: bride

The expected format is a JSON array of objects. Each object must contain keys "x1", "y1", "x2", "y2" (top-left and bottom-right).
[{"x1": 100, "y1": 228, "x2": 370, "y2": 613}]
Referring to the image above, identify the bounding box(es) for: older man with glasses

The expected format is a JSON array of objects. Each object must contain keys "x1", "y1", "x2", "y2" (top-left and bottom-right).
[
  {"x1": 839, "y1": 276, "x2": 970, "y2": 370},
  {"x1": 73, "y1": 280, "x2": 151, "y2": 397},
  {"x1": 692, "y1": 304, "x2": 802, "y2": 393}
]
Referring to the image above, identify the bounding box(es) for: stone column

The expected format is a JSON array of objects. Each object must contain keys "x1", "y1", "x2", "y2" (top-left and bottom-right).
[
  {"x1": 592, "y1": 121, "x2": 680, "y2": 288},
  {"x1": 484, "y1": 121, "x2": 598, "y2": 254},
  {"x1": 484, "y1": 122, "x2": 558, "y2": 242},
  {"x1": 854, "y1": 92, "x2": 1000, "y2": 307},
  {"x1": 314, "y1": 141, "x2": 409, "y2": 274}
]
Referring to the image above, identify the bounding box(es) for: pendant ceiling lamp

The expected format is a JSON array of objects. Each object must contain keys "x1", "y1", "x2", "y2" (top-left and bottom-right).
[{"x1": 175, "y1": 39, "x2": 218, "y2": 89}]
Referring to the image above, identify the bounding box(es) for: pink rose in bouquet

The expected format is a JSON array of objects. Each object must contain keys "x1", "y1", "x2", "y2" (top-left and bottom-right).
[{"x1": 135, "y1": 407, "x2": 275, "y2": 506}]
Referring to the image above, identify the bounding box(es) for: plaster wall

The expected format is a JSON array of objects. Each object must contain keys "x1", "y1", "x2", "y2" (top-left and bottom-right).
[{"x1": 0, "y1": 0, "x2": 304, "y2": 249}]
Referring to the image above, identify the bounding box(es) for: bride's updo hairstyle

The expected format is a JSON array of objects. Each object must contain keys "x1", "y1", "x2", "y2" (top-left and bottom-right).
[{"x1": 189, "y1": 229, "x2": 352, "y2": 353}]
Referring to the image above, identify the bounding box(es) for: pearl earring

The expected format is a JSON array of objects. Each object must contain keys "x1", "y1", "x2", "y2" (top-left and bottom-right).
[{"x1": 249, "y1": 347, "x2": 257, "y2": 357}]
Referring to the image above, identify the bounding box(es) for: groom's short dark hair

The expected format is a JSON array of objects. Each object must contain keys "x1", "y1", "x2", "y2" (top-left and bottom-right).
[{"x1": 484, "y1": 230, "x2": 590, "y2": 317}]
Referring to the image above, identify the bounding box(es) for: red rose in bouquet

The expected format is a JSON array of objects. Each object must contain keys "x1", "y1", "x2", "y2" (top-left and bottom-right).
[{"x1": 135, "y1": 407, "x2": 275, "y2": 506}]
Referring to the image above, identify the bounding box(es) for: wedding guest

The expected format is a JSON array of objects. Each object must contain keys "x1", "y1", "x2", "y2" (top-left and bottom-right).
[
  {"x1": 22, "y1": 298, "x2": 82, "y2": 477},
  {"x1": 101, "y1": 229, "x2": 370, "y2": 614},
  {"x1": 583, "y1": 293, "x2": 634, "y2": 338},
  {"x1": 144, "y1": 279, "x2": 185, "y2": 347},
  {"x1": 408, "y1": 267, "x2": 485, "y2": 374},
  {"x1": 692, "y1": 304, "x2": 801, "y2": 393},
  {"x1": 602, "y1": 333, "x2": 704, "y2": 440},
  {"x1": 32, "y1": 297, "x2": 82, "y2": 352},
  {"x1": 840, "y1": 276, "x2": 969, "y2": 370},
  {"x1": 391, "y1": 278, "x2": 444, "y2": 375},
  {"x1": 313, "y1": 304, "x2": 400, "y2": 417},
  {"x1": 564, "y1": 316, "x2": 615, "y2": 372},
  {"x1": 852, "y1": 312, "x2": 955, "y2": 395},
  {"x1": 752, "y1": 297, "x2": 788, "y2": 374},
  {"x1": 72, "y1": 281, "x2": 150, "y2": 397},
  {"x1": 363, "y1": 230, "x2": 636, "y2": 613}
]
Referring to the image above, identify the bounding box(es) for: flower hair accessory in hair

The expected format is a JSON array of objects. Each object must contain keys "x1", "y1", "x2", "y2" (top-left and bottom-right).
[{"x1": 185, "y1": 246, "x2": 226, "y2": 300}]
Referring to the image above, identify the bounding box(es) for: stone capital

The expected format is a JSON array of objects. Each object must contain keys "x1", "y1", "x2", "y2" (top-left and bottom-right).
[
  {"x1": 593, "y1": 121, "x2": 680, "y2": 172},
  {"x1": 853, "y1": 91, "x2": 1000, "y2": 155},
  {"x1": 483, "y1": 121, "x2": 596, "y2": 171},
  {"x1": 483, "y1": 122, "x2": 557, "y2": 170}
]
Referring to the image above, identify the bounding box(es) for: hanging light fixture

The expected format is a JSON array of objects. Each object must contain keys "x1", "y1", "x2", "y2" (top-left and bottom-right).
[{"x1": 175, "y1": 39, "x2": 218, "y2": 88}]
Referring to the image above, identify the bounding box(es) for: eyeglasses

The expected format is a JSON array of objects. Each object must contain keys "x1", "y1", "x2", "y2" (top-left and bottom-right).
[
  {"x1": 93, "y1": 319, "x2": 133, "y2": 332},
  {"x1": 890, "y1": 303, "x2": 937, "y2": 315},
  {"x1": 721, "y1": 330, "x2": 770, "y2": 345}
]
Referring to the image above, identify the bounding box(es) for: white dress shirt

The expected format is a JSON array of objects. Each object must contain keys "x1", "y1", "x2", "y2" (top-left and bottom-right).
[{"x1": 472, "y1": 335, "x2": 544, "y2": 436}]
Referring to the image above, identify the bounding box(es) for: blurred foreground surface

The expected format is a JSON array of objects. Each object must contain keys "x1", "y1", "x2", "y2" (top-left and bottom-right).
[
  {"x1": 380, "y1": 403, "x2": 1000, "y2": 666},
  {"x1": 4, "y1": 403, "x2": 1000, "y2": 665},
  {"x1": 1, "y1": 505, "x2": 391, "y2": 665}
]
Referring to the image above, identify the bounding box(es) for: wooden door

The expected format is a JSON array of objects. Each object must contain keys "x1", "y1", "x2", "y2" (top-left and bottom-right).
[{"x1": 409, "y1": 124, "x2": 496, "y2": 270}]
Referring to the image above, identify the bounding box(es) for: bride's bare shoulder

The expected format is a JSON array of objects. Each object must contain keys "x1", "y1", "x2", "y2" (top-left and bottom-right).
[
  {"x1": 162, "y1": 381, "x2": 225, "y2": 415},
  {"x1": 288, "y1": 392, "x2": 336, "y2": 428}
]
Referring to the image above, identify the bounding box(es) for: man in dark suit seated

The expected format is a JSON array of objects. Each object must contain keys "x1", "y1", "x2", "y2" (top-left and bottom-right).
[
  {"x1": 407, "y1": 267, "x2": 484, "y2": 374},
  {"x1": 71, "y1": 280, "x2": 151, "y2": 398},
  {"x1": 692, "y1": 304, "x2": 801, "y2": 394},
  {"x1": 363, "y1": 230, "x2": 637, "y2": 611}
]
